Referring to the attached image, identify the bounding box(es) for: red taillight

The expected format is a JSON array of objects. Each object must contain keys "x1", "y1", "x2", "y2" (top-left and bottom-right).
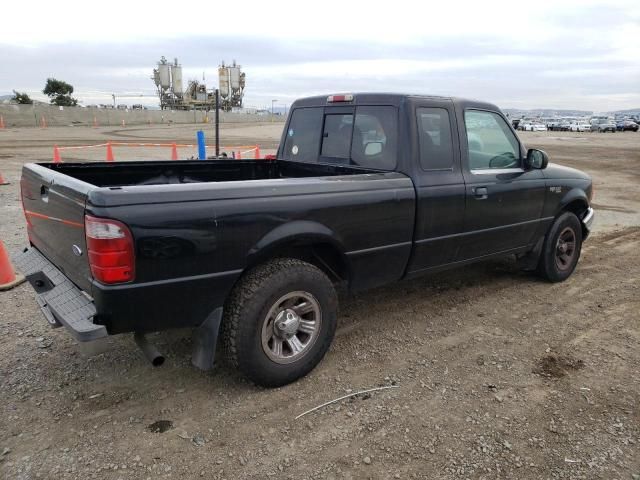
[
  {"x1": 327, "y1": 94, "x2": 354, "y2": 103},
  {"x1": 85, "y1": 215, "x2": 135, "y2": 284}
]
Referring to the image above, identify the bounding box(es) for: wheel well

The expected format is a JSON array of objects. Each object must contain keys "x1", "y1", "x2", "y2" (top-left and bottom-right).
[
  {"x1": 561, "y1": 199, "x2": 589, "y2": 237},
  {"x1": 246, "y1": 241, "x2": 350, "y2": 286},
  {"x1": 562, "y1": 199, "x2": 588, "y2": 219}
]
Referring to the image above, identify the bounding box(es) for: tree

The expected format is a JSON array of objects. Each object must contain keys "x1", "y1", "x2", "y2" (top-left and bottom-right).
[
  {"x1": 12, "y1": 90, "x2": 33, "y2": 104},
  {"x1": 43, "y1": 78, "x2": 78, "y2": 106}
]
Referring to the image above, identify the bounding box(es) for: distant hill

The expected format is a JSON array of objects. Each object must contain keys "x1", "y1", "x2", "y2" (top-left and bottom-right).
[
  {"x1": 503, "y1": 108, "x2": 593, "y2": 118},
  {"x1": 503, "y1": 107, "x2": 640, "y2": 118},
  {"x1": 611, "y1": 108, "x2": 640, "y2": 115}
]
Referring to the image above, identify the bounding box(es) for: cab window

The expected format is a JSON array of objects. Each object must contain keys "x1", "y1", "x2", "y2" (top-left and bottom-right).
[
  {"x1": 282, "y1": 108, "x2": 323, "y2": 162},
  {"x1": 464, "y1": 110, "x2": 520, "y2": 170},
  {"x1": 283, "y1": 106, "x2": 397, "y2": 170},
  {"x1": 417, "y1": 107, "x2": 454, "y2": 170},
  {"x1": 350, "y1": 106, "x2": 397, "y2": 170}
]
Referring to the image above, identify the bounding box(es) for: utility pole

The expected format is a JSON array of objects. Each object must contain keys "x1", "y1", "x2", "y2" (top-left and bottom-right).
[
  {"x1": 271, "y1": 99, "x2": 277, "y2": 122},
  {"x1": 215, "y1": 89, "x2": 220, "y2": 158}
]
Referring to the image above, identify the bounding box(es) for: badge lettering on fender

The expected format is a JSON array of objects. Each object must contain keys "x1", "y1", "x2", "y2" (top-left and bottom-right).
[{"x1": 549, "y1": 186, "x2": 562, "y2": 193}]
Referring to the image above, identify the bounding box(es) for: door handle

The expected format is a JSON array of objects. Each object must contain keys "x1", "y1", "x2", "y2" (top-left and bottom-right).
[
  {"x1": 40, "y1": 185, "x2": 49, "y2": 203},
  {"x1": 473, "y1": 187, "x2": 488, "y2": 200}
]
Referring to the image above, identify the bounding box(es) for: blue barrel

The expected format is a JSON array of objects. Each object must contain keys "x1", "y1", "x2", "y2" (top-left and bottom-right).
[{"x1": 197, "y1": 130, "x2": 206, "y2": 160}]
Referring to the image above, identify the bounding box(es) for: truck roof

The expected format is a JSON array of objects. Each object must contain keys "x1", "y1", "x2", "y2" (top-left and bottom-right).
[{"x1": 291, "y1": 93, "x2": 499, "y2": 111}]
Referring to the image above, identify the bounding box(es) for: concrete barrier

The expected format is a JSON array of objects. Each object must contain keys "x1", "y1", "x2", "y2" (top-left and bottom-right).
[{"x1": 0, "y1": 104, "x2": 283, "y2": 128}]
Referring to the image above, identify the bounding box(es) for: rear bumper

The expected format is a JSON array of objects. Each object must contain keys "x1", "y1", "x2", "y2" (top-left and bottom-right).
[
  {"x1": 14, "y1": 247, "x2": 240, "y2": 338},
  {"x1": 13, "y1": 247, "x2": 107, "y2": 341}
]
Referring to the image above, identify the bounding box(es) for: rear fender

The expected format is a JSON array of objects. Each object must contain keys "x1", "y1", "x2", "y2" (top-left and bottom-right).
[{"x1": 246, "y1": 221, "x2": 348, "y2": 274}]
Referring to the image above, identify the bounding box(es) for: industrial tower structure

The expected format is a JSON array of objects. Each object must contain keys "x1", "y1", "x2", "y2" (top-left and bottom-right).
[{"x1": 152, "y1": 57, "x2": 245, "y2": 111}]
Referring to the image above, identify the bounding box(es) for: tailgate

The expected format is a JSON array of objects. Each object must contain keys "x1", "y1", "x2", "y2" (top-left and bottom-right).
[{"x1": 21, "y1": 164, "x2": 93, "y2": 292}]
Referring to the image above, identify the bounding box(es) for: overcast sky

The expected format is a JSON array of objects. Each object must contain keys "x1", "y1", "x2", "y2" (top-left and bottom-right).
[{"x1": 1, "y1": 0, "x2": 638, "y2": 112}]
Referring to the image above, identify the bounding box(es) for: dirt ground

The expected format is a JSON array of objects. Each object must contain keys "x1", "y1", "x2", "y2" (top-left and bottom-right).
[{"x1": 1, "y1": 125, "x2": 639, "y2": 480}]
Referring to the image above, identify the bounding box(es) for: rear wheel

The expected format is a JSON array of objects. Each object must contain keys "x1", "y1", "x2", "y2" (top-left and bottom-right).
[
  {"x1": 537, "y1": 212, "x2": 583, "y2": 282},
  {"x1": 221, "y1": 258, "x2": 338, "y2": 387}
]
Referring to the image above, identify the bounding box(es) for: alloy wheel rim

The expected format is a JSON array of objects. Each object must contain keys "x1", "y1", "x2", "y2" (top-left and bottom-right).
[
  {"x1": 555, "y1": 227, "x2": 576, "y2": 271},
  {"x1": 261, "y1": 291, "x2": 321, "y2": 364}
]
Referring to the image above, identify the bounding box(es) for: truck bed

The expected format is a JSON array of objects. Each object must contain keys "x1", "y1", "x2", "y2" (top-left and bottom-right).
[
  {"x1": 20, "y1": 158, "x2": 416, "y2": 335},
  {"x1": 40, "y1": 159, "x2": 381, "y2": 187}
]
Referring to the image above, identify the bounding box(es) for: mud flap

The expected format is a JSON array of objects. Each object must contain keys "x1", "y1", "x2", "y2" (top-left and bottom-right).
[
  {"x1": 191, "y1": 307, "x2": 223, "y2": 371},
  {"x1": 517, "y1": 236, "x2": 545, "y2": 271}
]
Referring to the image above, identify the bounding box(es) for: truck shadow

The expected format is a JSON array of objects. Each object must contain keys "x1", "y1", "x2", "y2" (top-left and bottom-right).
[
  {"x1": 7, "y1": 255, "x2": 540, "y2": 426},
  {"x1": 52, "y1": 255, "x2": 532, "y2": 408},
  {"x1": 151, "y1": 255, "x2": 529, "y2": 383},
  {"x1": 336, "y1": 257, "x2": 527, "y2": 336}
]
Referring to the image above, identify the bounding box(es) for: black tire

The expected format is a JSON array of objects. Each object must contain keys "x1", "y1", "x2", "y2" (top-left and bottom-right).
[
  {"x1": 221, "y1": 258, "x2": 338, "y2": 387},
  {"x1": 536, "y1": 212, "x2": 583, "y2": 282}
]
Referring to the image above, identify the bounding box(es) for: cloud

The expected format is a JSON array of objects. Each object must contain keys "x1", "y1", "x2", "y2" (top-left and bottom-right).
[{"x1": 1, "y1": 0, "x2": 638, "y2": 111}]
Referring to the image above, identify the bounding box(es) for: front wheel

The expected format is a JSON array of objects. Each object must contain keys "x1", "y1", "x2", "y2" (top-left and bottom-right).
[
  {"x1": 537, "y1": 212, "x2": 583, "y2": 282},
  {"x1": 221, "y1": 258, "x2": 338, "y2": 387}
]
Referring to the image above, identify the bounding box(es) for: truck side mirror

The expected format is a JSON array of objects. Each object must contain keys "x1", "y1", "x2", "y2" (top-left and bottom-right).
[{"x1": 526, "y1": 148, "x2": 549, "y2": 169}]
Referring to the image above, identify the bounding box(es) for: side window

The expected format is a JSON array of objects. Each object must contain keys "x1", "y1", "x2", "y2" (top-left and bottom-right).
[
  {"x1": 464, "y1": 110, "x2": 520, "y2": 170},
  {"x1": 321, "y1": 114, "x2": 353, "y2": 159},
  {"x1": 351, "y1": 106, "x2": 397, "y2": 170},
  {"x1": 417, "y1": 107, "x2": 454, "y2": 170},
  {"x1": 282, "y1": 108, "x2": 323, "y2": 162}
]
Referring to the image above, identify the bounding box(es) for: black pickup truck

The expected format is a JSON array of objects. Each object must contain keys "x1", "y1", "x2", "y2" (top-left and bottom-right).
[{"x1": 15, "y1": 93, "x2": 594, "y2": 387}]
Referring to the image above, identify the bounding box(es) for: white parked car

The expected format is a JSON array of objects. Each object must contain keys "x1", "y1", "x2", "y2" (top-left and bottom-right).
[
  {"x1": 569, "y1": 123, "x2": 591, "y2": 132},
  {"x1": 521, "y1": 123, "x2": 547, "y2": 132}
]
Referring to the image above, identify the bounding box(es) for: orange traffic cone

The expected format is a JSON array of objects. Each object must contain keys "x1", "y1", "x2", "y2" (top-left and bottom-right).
[
  {"x1": 40, "y1": 116, "x2": 47, "y2": 128},
  {"x1": 0, "y1": 172, "x2": 9, "y2": 185},
  {"x1": 0, "y1": 240, "x2": 25, "y2": 291},
  {"x1": 106, "y1": 142, "x2": 115, "y2": 162},
  {"x1": 93, "y1": 116, "x2": 98, "y2": 128},
  {"x1": 0, "y1": 116, "x2": 5, "y2": 129},
  {"x1": 121, "y1": 119, "x2": 126, "y2": 127},
  {"x1": 254, "y1": 146, "x2": 260, "y2": 159},
  {"x1": 171, "y1": 143, "x2": 178, "y2": 160},
  {"x1": 237, "y1": 150, "x2": 242, "y2": 160},
  {"x1": 53, "y1": 145, "x2": 62, "y2": 163}
]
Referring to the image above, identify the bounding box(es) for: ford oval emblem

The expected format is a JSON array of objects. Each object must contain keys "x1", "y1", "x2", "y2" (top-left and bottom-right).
[{"x1": 72, "y1": 245, "x2": 83, "y2": 256}]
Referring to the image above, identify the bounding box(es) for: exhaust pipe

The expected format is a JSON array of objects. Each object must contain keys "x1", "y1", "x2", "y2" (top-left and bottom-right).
[{"x1": 134, "y1": 333, "x2": 165, "y2": 367}]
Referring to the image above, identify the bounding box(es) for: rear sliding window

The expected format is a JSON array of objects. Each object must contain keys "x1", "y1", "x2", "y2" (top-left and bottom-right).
[
  {"x1": 321, "y1": 114, "x2": 353, "y2": 158},
  {"x1": 282, "y1": 106, "x2": 397, "y2": 170}
]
